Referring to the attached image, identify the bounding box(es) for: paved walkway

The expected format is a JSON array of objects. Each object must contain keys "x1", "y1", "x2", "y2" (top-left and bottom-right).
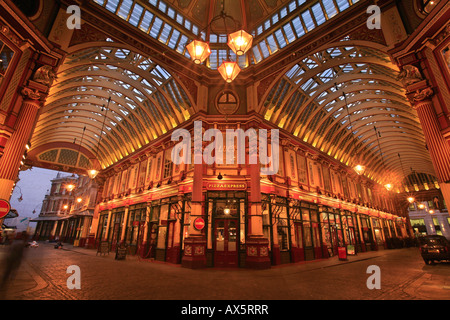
[{"x1": 0, "y1": 241, "x2": 449, "y2": 301}]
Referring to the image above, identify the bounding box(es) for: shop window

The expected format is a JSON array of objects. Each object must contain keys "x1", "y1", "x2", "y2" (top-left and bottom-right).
[
  {"x1": 182, "y1": 196, "x2": 191, "y2": 250},
  {"x1": 157, "y1": 204, "x2": 169, "y2": 249},
  {"x1": 125, "y1": 204, "x2": 146, "y2": 247},
  {"x1": 262, "y1": 195, "x2": 271, "y2": 249},
  {"x1": 97, "y1": 211, "x2": 109, "y2": 240},
  {"x1": 277, "y1": 206, "x2": 290, "y2": 250}
]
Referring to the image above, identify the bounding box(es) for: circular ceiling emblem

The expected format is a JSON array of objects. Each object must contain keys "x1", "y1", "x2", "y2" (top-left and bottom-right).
[{"x1": 215, "y1": 90, "x2": 239, "y2": 115}]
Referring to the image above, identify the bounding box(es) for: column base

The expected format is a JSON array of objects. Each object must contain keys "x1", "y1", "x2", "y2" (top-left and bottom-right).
[
  {"x1": 181, "y1": 236, "x2": 206, "y2": 269},
  {"x1": 246, "y1": 236, "x2": 271, "y2": 269}
]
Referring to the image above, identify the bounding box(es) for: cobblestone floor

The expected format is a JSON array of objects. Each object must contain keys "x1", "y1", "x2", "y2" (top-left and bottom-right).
[{"x1": 0, "y1": 241, "x2": 449, "y2": 302}]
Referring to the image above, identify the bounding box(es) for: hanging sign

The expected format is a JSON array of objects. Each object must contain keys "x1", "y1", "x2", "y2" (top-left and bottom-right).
[
  {"x1": 0, "y1": 199, "x2": 11, "y2": 219},
  {"x1": 193, "y1": 217, "x2": 205, "y2": 231}
]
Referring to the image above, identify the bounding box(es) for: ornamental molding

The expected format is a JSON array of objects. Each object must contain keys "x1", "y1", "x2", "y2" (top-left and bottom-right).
[
  {"x1": 412, "y1": 87, "x2": 434, "y2": 103},
  {"x1": 21, "y1": 87, "x2": 41, "y2": 101}
]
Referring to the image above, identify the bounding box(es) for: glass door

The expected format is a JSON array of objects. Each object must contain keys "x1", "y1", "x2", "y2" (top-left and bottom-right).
[{"x1": 214, "y1": 219, "x2": 238, "y2": 267}]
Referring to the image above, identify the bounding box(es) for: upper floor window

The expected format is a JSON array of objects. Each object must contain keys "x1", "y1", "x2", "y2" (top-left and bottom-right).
[
  {"x1": 419, "y1": 0, "x2": 440, "y2": 14},
  {"x1": 0, "y1": 41, "x2": 14, "y2": 86}
]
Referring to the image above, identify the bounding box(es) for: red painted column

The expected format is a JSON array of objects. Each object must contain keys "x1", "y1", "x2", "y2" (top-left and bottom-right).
[
  {"x1": 246, "y1": 155, "x2": 271, "y2": 268},
  {"x1": 0, "y1": 87, "x2": 42, "y2": 201},
  {"x1": 409, "y1": 86, "x2": 450, "y2": 208},
  {"x1": 181, "y1": 121, "x2": 206, "y2": 268}
]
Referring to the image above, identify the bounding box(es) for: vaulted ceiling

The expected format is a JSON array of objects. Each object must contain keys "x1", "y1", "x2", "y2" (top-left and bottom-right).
[{"x1": 26, "y1": 0, "x2": 438, "y2": 190}]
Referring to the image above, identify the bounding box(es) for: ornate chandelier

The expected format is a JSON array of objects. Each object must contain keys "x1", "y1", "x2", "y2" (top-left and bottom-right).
[{"x1": 185, "y1": 1, "x2": 252, "y2": 83}]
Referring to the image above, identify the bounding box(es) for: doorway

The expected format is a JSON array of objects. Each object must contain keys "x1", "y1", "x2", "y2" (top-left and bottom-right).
[
  {"x1": 207, "y1": 191, "x2": 246, "y2": 268},
  {"x1": 214, "y1": 219, "x2": 238, "y2": 267}
]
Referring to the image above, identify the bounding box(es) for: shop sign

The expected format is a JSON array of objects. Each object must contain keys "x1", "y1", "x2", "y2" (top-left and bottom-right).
[
  {"x1": 338, "y1": 247, "x2": 347, "y2": 261},
  {"x1": 347, "y1": 245, "x2": 355, "y2": 255},
  {"x1": 206, "y1": 182, "x2": 246, "y2": 190},
  {"x1": 0, "y1": 199, "x2": 11, "y2": 219},
  {"x1": 193, "y1": 217, "x2": 205, "y2": 231}
]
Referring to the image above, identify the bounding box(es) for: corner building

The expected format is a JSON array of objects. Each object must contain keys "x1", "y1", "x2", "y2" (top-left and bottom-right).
[{"x1": 0, "y1": 0, "x2": 449, "y2": 268}]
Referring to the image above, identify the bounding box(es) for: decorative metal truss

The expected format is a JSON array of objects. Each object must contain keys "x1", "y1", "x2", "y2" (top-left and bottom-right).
[
  {"x1": 259, "y1": 40, "x2": 435, "y2": 186},
  {"x1": 32, "y1": 43, "x2": 194, "y2": 170}
]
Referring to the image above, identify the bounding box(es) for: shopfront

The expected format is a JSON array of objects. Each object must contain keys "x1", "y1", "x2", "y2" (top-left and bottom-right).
[
  {"x1": 371, "y1": 217, "x2": 385, "y2": 250},
  {"x1": 359, "y1": 215, "x2": 374, "y2": 251},
  {"x1": 341, "y1": 210, "x2": 360, "y2": 255},
  {"x1": 320, "y1": 207, "x2": 343, "y2": 257},
  {"x1": 124, "y1": 203, "x2": 146, "y2": 255},
  {"x1": 108, "y1": 207, "x2": 125, "y2": 251},
  {"x1": 149, "y1": 195, "x2": 191, "y2": 263}
]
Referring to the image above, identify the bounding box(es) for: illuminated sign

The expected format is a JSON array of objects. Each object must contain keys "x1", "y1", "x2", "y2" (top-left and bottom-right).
[{"x1": 206, "y1": 182, "x2": 247, "y2": 190}]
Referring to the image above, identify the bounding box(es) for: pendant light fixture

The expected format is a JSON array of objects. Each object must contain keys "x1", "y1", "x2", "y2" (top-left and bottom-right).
[
  {"x1": 374, "y1": 126, "x2": 393, "y2": 191},
  {"x1": 336, "y1": 83, "x2": 365, "y2": 176},
  {"x1": 186, "y1": 39, "x2": 211, "y2": 65},
  {"x1": 217, "y1": 60, "x2": 241, "y2": 83},
  {"x1": 185, "y1": 0, "x2": 251, "y2": 83},
  {"x1": 227, "y1": 29, "x2": 253, "y2": 56},
  {"x1": 89, "y1": 96, "x2": 111, "y2": 180}
]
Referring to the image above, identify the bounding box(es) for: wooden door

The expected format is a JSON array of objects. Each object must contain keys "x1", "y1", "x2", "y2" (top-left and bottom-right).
[{"x1": 214, "y1": 219, "x2": 238, "y2": 267}]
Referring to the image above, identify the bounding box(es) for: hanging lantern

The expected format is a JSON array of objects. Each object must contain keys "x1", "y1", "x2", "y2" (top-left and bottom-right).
[
  {"x1": 384, "y1": 183, "x2": 393, "y2": 191},
  {"x1": 218, "y1": 61, "x2": 241, "y2": 83},
  {"x1": 353, "y1": 164, "x2": 366, "y2": 175},
  {"x1": 227, "y1": 30, "x2": 253, "y2": 56},
  {"x1": 87, "y1": 169, "x2": 99, "y2": 179},
  {"x1": 186, "y1": 40, "x2": 211, "y2": 64}
]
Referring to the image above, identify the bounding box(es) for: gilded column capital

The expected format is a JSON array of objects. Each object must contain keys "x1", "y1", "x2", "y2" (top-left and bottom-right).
[
  {"x1": 412, "y1": 87, "x2": 434, "y2": 102},
  {"x1": 20, "y1": 87, "x2": 42, "y2": 101},
  {"x1": 408, "y1": 87, "x2": 434, "y2": 109}
]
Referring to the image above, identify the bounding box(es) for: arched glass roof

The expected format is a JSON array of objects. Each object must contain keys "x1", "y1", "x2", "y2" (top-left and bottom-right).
[
  {"x1": 32, "y1": 43, "x2": 194, "y2": 170},
  {"x1": 27, "y1": 0, "x2": 436, "y2": 187},
  {"x1": 260, "y1": 40, "x2": 435, "y2": 184}
]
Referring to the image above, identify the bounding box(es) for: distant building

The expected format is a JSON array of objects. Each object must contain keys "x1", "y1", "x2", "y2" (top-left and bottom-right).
[{"x1": 31, "y1": 173, "x2": 98, "y2": 246}]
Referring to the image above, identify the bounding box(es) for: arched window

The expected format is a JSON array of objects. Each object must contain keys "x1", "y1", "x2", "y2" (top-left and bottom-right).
[{"x1": 419, "y1": 0, "x2": 440, "y2": 14}]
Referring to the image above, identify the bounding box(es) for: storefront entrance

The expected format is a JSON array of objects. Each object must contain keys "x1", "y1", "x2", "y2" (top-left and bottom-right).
[
  {"x1": 214, "y1": 219, "x2": 238, "y2": 267},
  {"x1": 207, "y1": 191, "x2": 246, "y2": 268}
]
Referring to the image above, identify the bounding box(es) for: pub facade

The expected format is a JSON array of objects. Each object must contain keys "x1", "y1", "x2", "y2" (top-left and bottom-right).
[{"x1": 91, "y1": 114, "x2": 410, "y2": 269}]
